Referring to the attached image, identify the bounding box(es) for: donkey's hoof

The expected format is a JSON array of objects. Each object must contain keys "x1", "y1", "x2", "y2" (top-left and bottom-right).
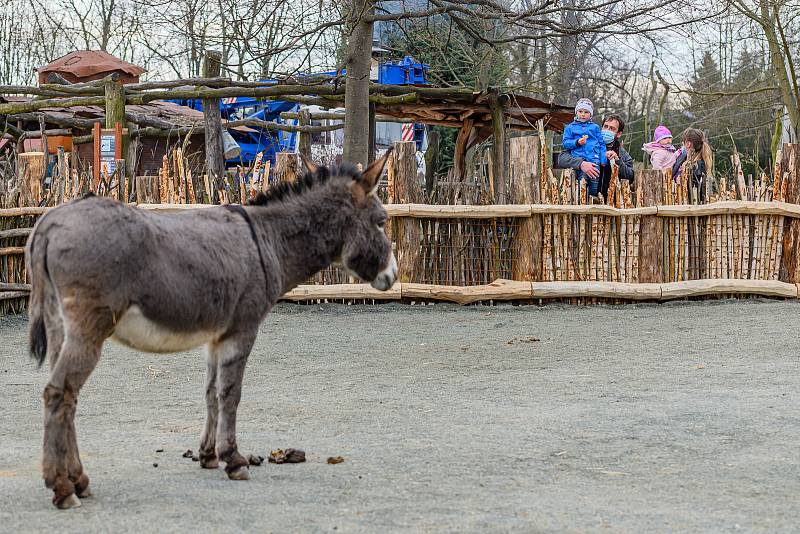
[
  {"x1": 75, "y1": 473, "x2": 91, "y2": 498},
  {"x1": 200, "y1": 458, "x2": 219, "y2": 469},
  {"x1": 227, "y1": 466, "x2": 250, "y2": 481},
  {"x1": 55, "y1": 493, "x2": 82, "y2": 509}
]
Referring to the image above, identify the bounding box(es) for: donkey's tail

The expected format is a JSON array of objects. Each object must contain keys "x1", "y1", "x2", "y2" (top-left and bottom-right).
[{"x1": 26, "y1": 225, "x2": 49, "y2": 367}]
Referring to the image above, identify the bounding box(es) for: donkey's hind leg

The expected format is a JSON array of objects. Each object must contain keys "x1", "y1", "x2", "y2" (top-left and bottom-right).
[
  {"x1": 210, "y1": 330, "x2": 257, "y2": 481},
  {"x1": 42, "y1": 311, "x2": 111, "y2": 509},
  {"x1": 198, "y1": 346, "x2": 219, "y2": 469},
  {"x1": 42, "y1": 298, "x2": 91, "y2": 500}
]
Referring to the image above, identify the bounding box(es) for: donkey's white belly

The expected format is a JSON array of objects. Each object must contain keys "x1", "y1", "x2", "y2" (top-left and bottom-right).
[{"x1": 111, "y1": 305, "x2": 219, "y2": 353}]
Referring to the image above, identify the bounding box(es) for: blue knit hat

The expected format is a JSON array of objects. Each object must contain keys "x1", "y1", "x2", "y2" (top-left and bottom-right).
[{"x1": 575, "y1": 98, "x2": 594, "y2": 117}]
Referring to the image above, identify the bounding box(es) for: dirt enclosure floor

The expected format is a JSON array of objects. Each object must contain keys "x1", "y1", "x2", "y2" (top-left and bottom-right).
[{"x1": 1, "y1": 300, "x2": 799, "y2": 533}]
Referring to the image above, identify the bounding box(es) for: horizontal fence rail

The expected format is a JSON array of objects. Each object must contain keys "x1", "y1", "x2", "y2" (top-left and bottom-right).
[
  {"x1": 2, "y1": 279, "x2": 799, "y2": 305},
  {"x1": 6, "y1": 201, "x2": 800, "y2": 218}
]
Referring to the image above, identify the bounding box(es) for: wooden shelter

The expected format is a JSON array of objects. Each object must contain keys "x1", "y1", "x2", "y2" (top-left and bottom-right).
[{"x1": 374, "y1": 88, "x2": 572, "y2": 199}]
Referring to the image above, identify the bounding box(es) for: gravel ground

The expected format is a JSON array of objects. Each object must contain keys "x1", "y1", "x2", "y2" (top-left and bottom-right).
[{"x1": 1, "y1": 300, "x2": 799, "y2": 533}]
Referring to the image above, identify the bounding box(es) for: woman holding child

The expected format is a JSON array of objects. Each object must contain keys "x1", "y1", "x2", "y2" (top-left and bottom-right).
[
  {"x1": 644, "y1": 125, "x2": 712, "y2": 202},
  {"x1": 672, "y1": 128, "x2": 713, "y2": 201}
]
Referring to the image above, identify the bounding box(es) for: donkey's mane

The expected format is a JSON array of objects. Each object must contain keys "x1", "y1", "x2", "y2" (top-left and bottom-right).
[{"x1": 248, "y1": 163, "x2": 360, "y2": 206}]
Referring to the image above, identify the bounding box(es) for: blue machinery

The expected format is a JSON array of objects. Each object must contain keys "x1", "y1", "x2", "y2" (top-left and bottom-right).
[{"x1": 168, "y1": 57, "x2": 429, "y2": 166}]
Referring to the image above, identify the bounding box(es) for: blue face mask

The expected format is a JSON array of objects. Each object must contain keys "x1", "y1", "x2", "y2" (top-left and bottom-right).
[{"x1": 601, "y1": 130, "x2": 615, "y2": 145}]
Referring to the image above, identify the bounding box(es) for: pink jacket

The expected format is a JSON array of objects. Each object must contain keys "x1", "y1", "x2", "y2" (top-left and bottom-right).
[{"x1": 643, "y1": 142, "x2": 677, "y2": 170}]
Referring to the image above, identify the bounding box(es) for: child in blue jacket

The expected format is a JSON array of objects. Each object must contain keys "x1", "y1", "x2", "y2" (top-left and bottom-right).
[{"x1": 562, "y1": 98, "x2": 607, "y2": 197}]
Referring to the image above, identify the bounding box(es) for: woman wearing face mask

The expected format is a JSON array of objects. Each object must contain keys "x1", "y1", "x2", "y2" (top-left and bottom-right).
[{"x1": 671, "y1": 128, "x2": 713, "y2": 202}]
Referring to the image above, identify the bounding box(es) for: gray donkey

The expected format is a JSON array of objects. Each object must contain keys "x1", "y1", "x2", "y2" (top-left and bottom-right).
[{"x1": 25, "y1": 151, "x2": 397, "y2": 509}]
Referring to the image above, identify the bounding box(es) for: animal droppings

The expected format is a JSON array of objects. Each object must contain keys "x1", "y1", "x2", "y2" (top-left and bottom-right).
[
  {"x1": 268, "y1": 448, "x2": 306, "y2": 464},
  {"x1": 248, "y1": 454, "x2": 265, "y2": 466}
]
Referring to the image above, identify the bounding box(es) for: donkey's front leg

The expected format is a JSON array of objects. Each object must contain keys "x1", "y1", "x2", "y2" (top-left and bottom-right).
[
  {"x1": 211, "y1": 331, "x2": 256, "y2": 480},
  {"x1": 198, "y1": 348, "x2": 219, "y2": 469}
]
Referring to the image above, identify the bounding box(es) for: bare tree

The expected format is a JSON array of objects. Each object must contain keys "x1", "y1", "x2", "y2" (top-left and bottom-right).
[{"x1": 728, "y1": 0, "x2": 800, "y2": 140}]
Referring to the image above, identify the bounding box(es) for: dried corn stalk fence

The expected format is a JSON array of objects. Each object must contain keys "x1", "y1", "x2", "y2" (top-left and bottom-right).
[{"x1": 2, "y1": 142, "x2": 800, "y2": 312}]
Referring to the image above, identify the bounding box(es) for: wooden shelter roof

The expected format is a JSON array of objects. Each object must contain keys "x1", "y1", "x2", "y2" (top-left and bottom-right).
[
  {"x1": 375, "y1": 91, "x2": 573, "y2": 147},
  {"x1": 38, "y1": 51, "x2": 146, "y2": 82}
]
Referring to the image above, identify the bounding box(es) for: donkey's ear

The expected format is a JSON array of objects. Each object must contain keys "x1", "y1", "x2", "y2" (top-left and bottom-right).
[
  {"x1": 357, "y1": 147, "x2": 393, "y2": 194},
  {"x1": 300, "y1": 154, "x2": 321, "y2": 174}
]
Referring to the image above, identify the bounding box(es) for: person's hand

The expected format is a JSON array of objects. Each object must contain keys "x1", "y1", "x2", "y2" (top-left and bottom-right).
[
  {"x1": 580, "y1": 161, "x2": 599, "y2": 178},
  {"x1": 577, "y1": 135, "x2": 588, "y2": 146},
  {"x1": 606, "y1": 150, "x2": 618, "y2": 162}
]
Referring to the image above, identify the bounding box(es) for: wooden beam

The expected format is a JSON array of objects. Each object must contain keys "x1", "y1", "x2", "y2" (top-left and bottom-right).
[
  {"x1": 282, "y1": 283, "x2": 401, "y2": 301},
  {"x1": 0, "y1": 227, "x2": 32, "y2": 239},
  {"x1": 280, "y1": 111, "x2": 413, "y2": 123},
  {"x1": 531, "y1": 281, "x2": 662, "y2": 300},
  {"x1": 0, "y1": 96, "x2": 106, "y2": 115},
  {"x1": 660, "y1": 279, "x2": 797, "y2": 299},
  {"x1": 297, "y1": 108, "x2": 312, "y2": 160},
  {"x1": 401, "y1": 279, "x2": 533, "y2": 304}
]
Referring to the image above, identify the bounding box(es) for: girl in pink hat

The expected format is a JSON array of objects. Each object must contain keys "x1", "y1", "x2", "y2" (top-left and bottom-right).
[{"x1": 643, "y1": 125, "x2": 678, "y2": 170}]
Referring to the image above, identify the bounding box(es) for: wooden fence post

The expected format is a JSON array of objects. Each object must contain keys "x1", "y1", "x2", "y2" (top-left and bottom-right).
[
  {"x1": 135, "y1": 176, "x2": 159, "y2": 203},
  {"x1": 780, "y1": 143, "x2": 799, "y2": 283},
  {"x1": 297, "y1": 108, "x2": 312, "y2": 160},
  {"x1": 391, "y1": 141, "x2": 421, "y2": 282},
  {"x1": 509, "y1": 135, "x2": 542, "y2": 281},
  {"x1": 104, "y1": 75, "x2": 128, "y2": 185},
  {"x1": 639, "y1": 169, "x2": 664, "y2": 283},
  {"x1": 202, "y1": 51, "x2": 225, "y2": 203},
  {"x1": 274, "y1": 152, "x2": 298, "y2": 184},
  {"x1": 17, "y1": 152, "x2": 45, "y2": 207}
]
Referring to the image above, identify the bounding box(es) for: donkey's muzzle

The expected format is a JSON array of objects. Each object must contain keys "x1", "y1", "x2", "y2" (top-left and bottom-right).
[{"x1": 371, "y1": 253, "x2": 397, "y2": 291}]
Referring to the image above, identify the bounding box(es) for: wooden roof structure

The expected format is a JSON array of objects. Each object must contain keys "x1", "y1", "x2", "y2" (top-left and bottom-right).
[
  {"x1": 376, "y1": 91, "x2": 572, "y2": 136},
  {"x1": 0, "y1": 96, "x2": 254, "y2": 135},
  {"x1": 375, "y1": 89, "x2": 573, "y2": 181},
  {"x1": 37, "y1": 51, "x2": 146, "y2": 85}
]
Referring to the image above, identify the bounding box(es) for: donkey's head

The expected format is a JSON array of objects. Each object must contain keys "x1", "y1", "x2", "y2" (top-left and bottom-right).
[{"x1": 302, "y1": 150, "x2": 397, "y2": 291}]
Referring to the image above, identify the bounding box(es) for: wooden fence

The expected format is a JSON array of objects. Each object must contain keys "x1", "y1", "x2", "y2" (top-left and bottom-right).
[
  {"x1": 2, "y1": 141, "x2": 800, "y2": 312},
  {"x1": 5, "y1": 199, "x2": 800, "y2": 313}
]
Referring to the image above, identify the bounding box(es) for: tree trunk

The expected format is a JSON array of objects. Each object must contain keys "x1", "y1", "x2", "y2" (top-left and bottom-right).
[
  {"x1": 489, "y1": 90, "x2": 507, "y2": 203},
  {"x1": 203, "y1": 51, "x2": 225, "y2": 202},
  {"x1": 342, "y1": 0, "x2": 375, "y2": 167},
  {"x1": 760, "y1": 2, "x2": 799, "y2": 140}
]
